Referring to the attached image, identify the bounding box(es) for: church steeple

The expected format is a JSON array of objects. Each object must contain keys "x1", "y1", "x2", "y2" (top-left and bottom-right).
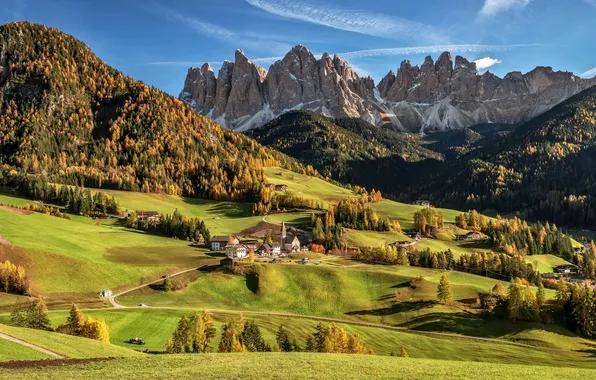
[{"x1": 281, "y1": 221, "x2": 287, "y2": 245}]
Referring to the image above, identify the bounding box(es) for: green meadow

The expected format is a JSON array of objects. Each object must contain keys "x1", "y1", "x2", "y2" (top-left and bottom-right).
[
  {"x1": 0, "y1": 338, "x2": 51, "y2": 361},
  {"x1": 4, "y1": 353, "x2": 596, "y2": 380},
  {"x1": 0, "y1": 324, "x2": 141, "y2": 359}
]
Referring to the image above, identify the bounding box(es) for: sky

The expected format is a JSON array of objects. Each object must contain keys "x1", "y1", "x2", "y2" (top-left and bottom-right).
[{"x1": 2, "y1": 0, "x2": 596, "y2": 96}]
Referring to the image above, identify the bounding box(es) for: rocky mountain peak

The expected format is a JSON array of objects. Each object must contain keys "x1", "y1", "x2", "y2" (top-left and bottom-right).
[{"x1": 180, "y1": 46, "x2": 596, "y2": 132}]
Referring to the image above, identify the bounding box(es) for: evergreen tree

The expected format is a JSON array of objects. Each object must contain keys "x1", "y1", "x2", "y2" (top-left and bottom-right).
[
  {"x1": 276, "y1": 325, "x2": 300, "y2": 352},
  {"x1": 507, "y1": 278, "x2": 524, "y2": 320},
  {"x1": 437, "y1": 275, "x2": 453, "y2": 303},
  {"x1": 190, "y1": 311, "x2": 216, "y2": 353},
  {"x1": 241, "y1": 320, "x2": 269, "y2": 352},
  {"x1": 172, "y1": 315, "x2": 192, "y2": 353},
  {"x1": 536, "y1": 278, "x2": 546, "y2": 308}
]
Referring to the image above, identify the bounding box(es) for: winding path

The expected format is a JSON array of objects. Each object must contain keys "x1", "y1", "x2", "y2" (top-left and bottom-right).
[{"x1": 0, "y1": 332, "x2": 65, "y2": 359}]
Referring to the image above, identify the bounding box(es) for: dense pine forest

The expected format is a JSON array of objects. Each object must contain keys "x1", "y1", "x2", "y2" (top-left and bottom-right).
[{"x1": 0, "y1": 22, "x2": 308, "y2": 202}]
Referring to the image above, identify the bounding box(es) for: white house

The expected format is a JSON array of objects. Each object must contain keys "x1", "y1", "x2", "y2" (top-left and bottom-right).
[
  {"x1": 258, "y1": 243, "x2": 281, "y2": 257},
  {"x1": 226, "y1": 244, "x2": 248, "y2": 259},
  {"x1": 99, "y1": 289, "x2": 113, "y2": 298}
]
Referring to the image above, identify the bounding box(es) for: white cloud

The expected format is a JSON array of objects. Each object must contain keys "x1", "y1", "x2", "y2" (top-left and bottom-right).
[
  {"x1": 480, "y1": 0, "x2": 531, "y2": 17},
  {"x1": 338, "y1": 44, "x2": 531, "y2": 60},
  {"x1": 474, "y1": 57, "x2": 503, "y2": 70},
  {"x1": 580, "y1": 67, "x2": 596, "y2": 78},
  {"x1": 245, "y1": 0, "x2": 445, "y2": 43}
]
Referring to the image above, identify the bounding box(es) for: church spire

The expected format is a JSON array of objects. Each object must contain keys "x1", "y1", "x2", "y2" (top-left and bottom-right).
[{"x1": 281, "y1": 221, "x2": 287, "y2": 245}]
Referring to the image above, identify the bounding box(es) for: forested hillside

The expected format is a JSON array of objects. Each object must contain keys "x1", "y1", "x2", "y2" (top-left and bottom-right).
[
  {"x1": 412, "y1": 85, "x2": 596, "y2": 227},
  {"x1": 0, "y1": 22, "x2": 306, "y2": 201},
  {"x1": 246, "y1": 110, "x2": 440, "y2": 181}
]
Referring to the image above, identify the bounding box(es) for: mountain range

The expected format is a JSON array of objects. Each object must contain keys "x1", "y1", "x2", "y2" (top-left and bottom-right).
[{"x1": 180, "y1": 45, "x2": 596, "y2": 132}]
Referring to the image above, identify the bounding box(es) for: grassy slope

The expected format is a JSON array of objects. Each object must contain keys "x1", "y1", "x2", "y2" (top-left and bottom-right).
[
  {"x1": 5, "y1": 352, "x2": 596, "y2": 380},
  {"x1": 26, "y1": 308, "x2": 595, "y2": 369},
  {"x1": 0, "y1": 324, "x2": 142, "y2": 359},
  {"x1": 526, "y1": 255, "x2": 572, "y2": 274},
  {"x1": 0, "y1": 338, "x2": 51, "y2": 361},
  {"x1": 0, "y1": 194, "x2": 213, "y2": 294}
]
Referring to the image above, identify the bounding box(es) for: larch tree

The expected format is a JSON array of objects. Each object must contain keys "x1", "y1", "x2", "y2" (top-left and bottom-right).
[{"x1": 437, "y1": 275, "x2": 453, "y2": 303}]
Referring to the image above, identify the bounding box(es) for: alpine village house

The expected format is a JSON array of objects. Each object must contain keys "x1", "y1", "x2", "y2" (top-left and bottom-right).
[{"x1": 210, "y1": 222, "x2": 305, "y2": 259}]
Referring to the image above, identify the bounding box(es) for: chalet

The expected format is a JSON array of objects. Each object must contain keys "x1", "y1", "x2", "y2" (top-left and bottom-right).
[
  {"x1": 390, "y1": 241, "x2": 416, "y2": 248},
  {"x1": 136, "y1": 210, "x2": 161, "y2": 223},
  {"x1": 541, "y1": 273, "x2": 558, "y2": 280},
  {"x1": 414, "y1": 200, "x2": 431, "y2": 207},
  {"x1": 225, "y1": 244, "x2": 248, "y2": 259},
  {"x1": 99, "y1": 289, "x2": 113, "y2": 298},
  {"x1": 273, "y1": 184, "x2": 288, "y2": 192},
  {"x1": 407, "y1": 231, "x2": 422, "y2": 241},
  {"x1": 554, "y1": 264, "x2": 579, "y2": 275},
  {"x1": 240, "y1": 239, "x2": 259, "y2": 251},
  {"x1": 210, "y1": 236, "x2": 239, "y2": 251},
  {"x1": 220, "y1": 257, "x2": 236, "y2": 270},
  {"x1": 258, "y1": 243, "x2": 281, "y2": 257},
  {"x1": 456, "y1": 231, "x2": 481, "y2": 241},
  {"x1": 283, "y1": 235, "x2": 302, "y2": 252}
]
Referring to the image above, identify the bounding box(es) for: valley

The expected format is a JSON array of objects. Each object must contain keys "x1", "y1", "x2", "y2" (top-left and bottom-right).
[{"x1": 1, "y1": 20, "x2": 596, "y2": 379}]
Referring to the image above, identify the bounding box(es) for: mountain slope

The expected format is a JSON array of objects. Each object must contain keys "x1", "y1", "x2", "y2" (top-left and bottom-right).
[
  {"x1": 246, "y1": 110, "x2": 441, "y2": 180},
  {"x1": 0, "y1": 22, "x2": 305, "y2": 201},
  {"x1": 180, "y1": 45, "x2": 596, "y2": 132},
  {"x1": 411, "y1": 85, "x2": 596, "y2": 227}
]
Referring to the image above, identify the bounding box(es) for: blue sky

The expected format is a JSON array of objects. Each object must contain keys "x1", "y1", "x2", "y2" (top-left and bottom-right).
[{"x1": 2, "y1": 0, "x2": 595, "y2": 95}]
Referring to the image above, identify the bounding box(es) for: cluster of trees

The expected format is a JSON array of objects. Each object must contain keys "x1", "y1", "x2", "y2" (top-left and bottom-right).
[
  {"x1": 413, "y1": 207, "x2": 445, "y2": 234},
  {"x1": 126, "y1": 209, "x2": 211, "y2": 243},
  {"x1": 328, "y1": 199, "x2": 391, "y2": 232},
  {"x1": 0, "y1": 260, "x2": 29, "y2": 295},
  {"x1": 355, "y1": 246, "x2": 538, "y2": 283},
  {"x1": 456, "y1": 211, "x2": 574, "y2": 258},
  {"x1": 253, "y1": 188, "x2": 324, "y2": 215},
  {"x1": 11, "y1": 298, "x2": 51, "y2": 330},
  {"x1": 166, "y1": 311, "x2": 216, "y2": 353},
  {"x1": 13, "y1": 177, "x2": 119, "y2": 216},
  {"x1": 167, "y1": 313, "x2": 373, "y2": 355},
  {"x1": 0, "y1": 22, "x2": 308, "y2": 205},
  {"x1": 11, "y1": 300, "x2": 110, "y2": 343},
  {"x1": 20, "y1": 203, "x2": 70, "y2": 219},
  {"x1": 505, "y1": 278, "x2": 545, "y2": 321},
  {"x1": 56, "y1": 304, "x2": 110, "y2": 343}
]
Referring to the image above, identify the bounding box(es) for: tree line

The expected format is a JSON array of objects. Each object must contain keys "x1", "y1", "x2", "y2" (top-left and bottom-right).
[
  {"x1": 355, "y1": 245, "x2": 539, "y2": 283},
  {"x1": 167, "y1": 313, "x2": 373, "y2": 355},
  {"x1": 125, "y1": 209, "x2": 211, "y2": 243}
]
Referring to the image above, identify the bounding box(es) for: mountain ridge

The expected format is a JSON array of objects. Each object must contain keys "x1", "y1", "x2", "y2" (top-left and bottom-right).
[{"x1": 180, "y1": 45, "x2": 596, "y2": 132}]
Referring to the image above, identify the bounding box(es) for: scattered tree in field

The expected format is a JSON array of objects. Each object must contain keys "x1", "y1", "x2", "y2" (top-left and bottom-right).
[
  {"x1": 0, "y1": 260, "x2": 29, "y2": 295},
  {"x1": 276, "y1": 325, "x2": 300, "y2": 352},
  {"x1": 347, "y1": 334, "x2": 373, "y2": 354},
  {"x1": 190, "y1": 311, "x2": 216, "y2": 353},
  {"x1": 10, "y1": 298, "x2": 52, "y2": 331},
  {"x1": 492, "y1": 283, "x2": 505, "y2": 296},
  {"x1": 305, "y1": 322, "x2": 371, "y2": 355},
  {"x1": 507, "y1": 278, "x2": 539, "y2": 321},
  {"x1": 536, "y1": 278, "x2": 546, "y2": 308},
  {"x1": 171, "y1": 315, "x2": 192, "y2": 353},
  {"x1": 555, "y1": 278, "x2": 570, "y2": 310},
  {"x1": 437, "y1": 275, "x2": 453, "y2": 303},
  {"x1": 163, "y1": 278, "x2": 173, "y2": 292},
  {"x1": 242, "y1": 320, "x2": 270, "y2": 352},
  {"x1": 56, "y1": 303, "x2": 109, "y2": 342},
  {"x1": 56, "y1": 304, "x2": 84, "y2": 335}
]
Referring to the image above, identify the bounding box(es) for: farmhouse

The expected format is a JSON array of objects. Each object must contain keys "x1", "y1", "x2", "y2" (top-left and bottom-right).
[
  {"x1": 136, "y1": 210, "x2": 160, "y2": 223},
  {"x1": 456, "y1": 231, "x2": 481, "y2": 241},
  {"x1": 407, "y1": 232, "x2": 422, "y2": 240},
  {"x1": 240, "y1": 239, "x2": 259, "y2": 251},
  {"x1": 414, "y1": 200, "x2": 431, "y2": 207},
  {"x1": 210, "y1": 236, "x2": 239, "y2": 251},
  {"x1": 554, "y1": 264, "x2": 579, "y2": 275},
  {"x1": 258, "y1": 243, "x2": 281, "y2": 257},
  {"x1": 99, "y1": 289, "x2": 113, "y2": 298},
  {"x1": 225, "y1": 244, "x2": 248, "y2": 259}
]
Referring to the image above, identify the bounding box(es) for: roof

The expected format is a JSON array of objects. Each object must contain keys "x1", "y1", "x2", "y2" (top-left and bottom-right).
[
  {"x1": 261, "y1": 243, "x2": 281, "y2": 249},
  {"x1": 241, "y1": 239, "x2": 259, "y2": 244},
  {"x1": 211, "y1": 235, "x2": 232, "y2": 242},
  {"x1": 136, "y1": 210, "x2": 159, "y2": 216}
]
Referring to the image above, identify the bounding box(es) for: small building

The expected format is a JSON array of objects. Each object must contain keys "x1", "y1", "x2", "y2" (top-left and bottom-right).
[
  {"x1": 99, "y1": 289, "x2": 113, "y2": 298},
  {"x1": 259, "y1": 243, "x2": 281, "y2": 257},
  {"x1": 541, "y1": 273, "x2": 558, "y2": 280},
  {"x1": 220, "y1": 257, "x2": 236, "y2": 270},
  {"x1": 272, "y1": 184, "x2": 288, "y2": 192},
  {"x1": 456, "y1": 231, "x2": 481, "y2": 241},
  {"x1": 240, "y1": 239, "x2": 259, "y2": 251},
  {"x1": 210, "y1": 236, "x2": 238, "y2": 251},
  {"x1": 554, "y1": 264, "x2": 578, "y2": 275},
  {"x1": 414, "y1": 200, "x2": 431, "y2": 208},
  {"x1": 136, "y1": 210, "x2": 161, "y2": 223},
  {"x1": 407, "y1": 231, "x2": 422, "y2": 241},
  {"x1": 225, "y1": 244, "x2": 248, "y2": 259},
  {"x1": 390, "y1": 241, "x2": 416, "y2": 248}
]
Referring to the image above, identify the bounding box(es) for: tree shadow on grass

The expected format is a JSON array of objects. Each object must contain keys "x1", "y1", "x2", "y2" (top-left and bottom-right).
[
  {"x1": 246, "y1": 273, "x2": 259, "y2": 294},
  {"x1": 182, "y1": 198, "x2": 253, "y2": 218},
  {"x1": 345, "y1": 301, "x2": 434, "y2": 317}
]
